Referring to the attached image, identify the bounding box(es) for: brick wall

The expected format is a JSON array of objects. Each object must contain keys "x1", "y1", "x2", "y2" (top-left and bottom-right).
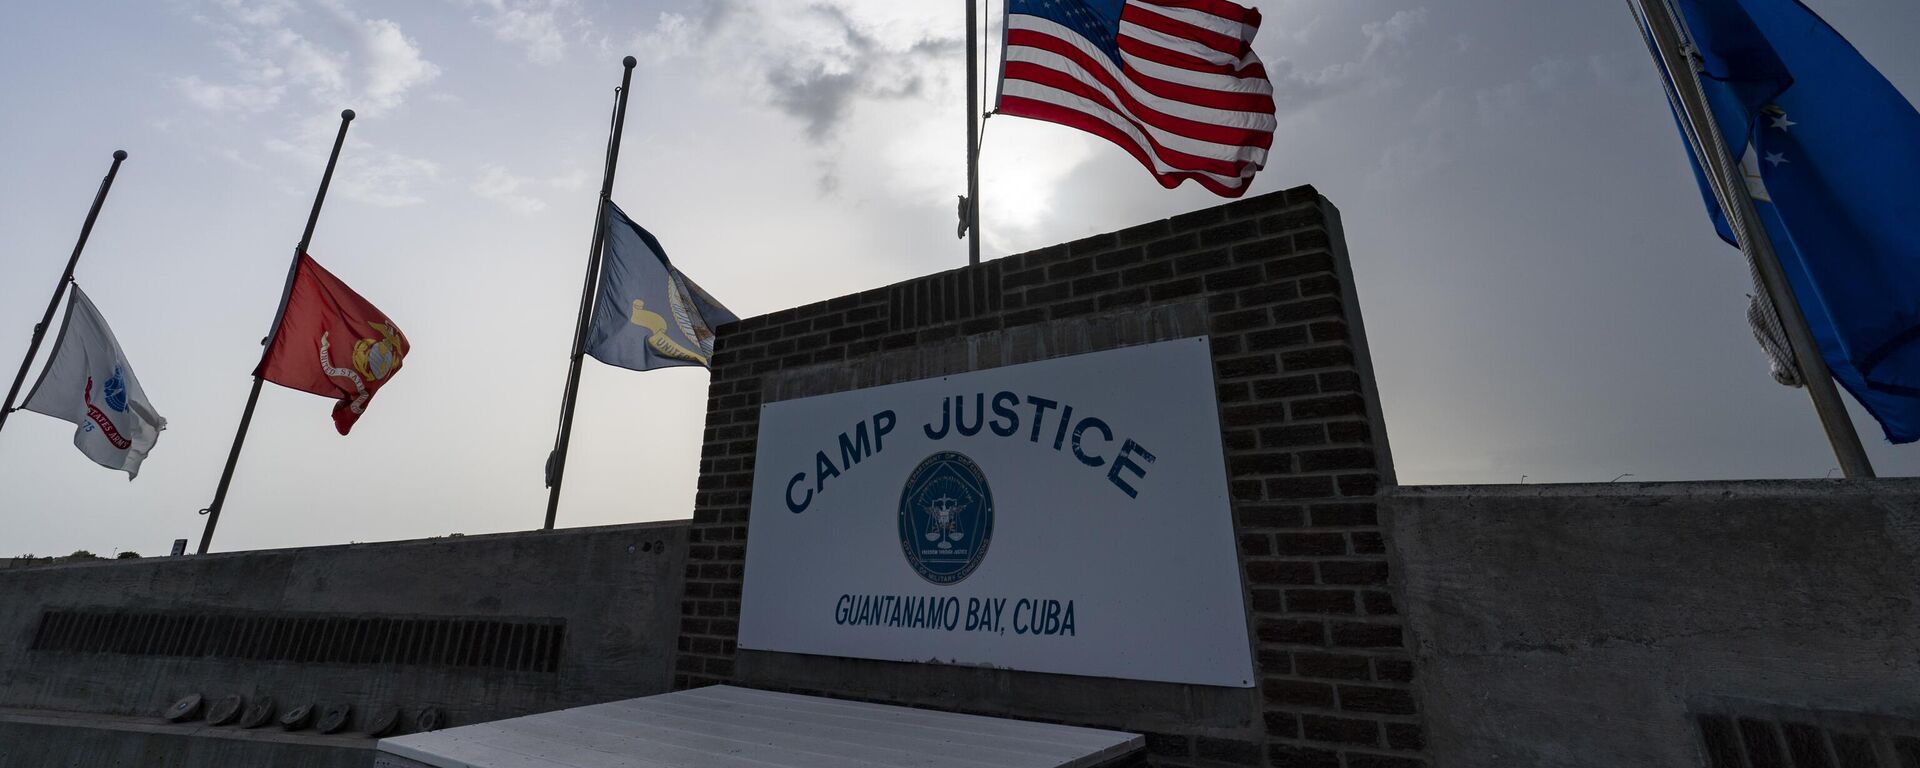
[{"x1": 676, "y1": 185, "x2": 1427, "y2": 768}]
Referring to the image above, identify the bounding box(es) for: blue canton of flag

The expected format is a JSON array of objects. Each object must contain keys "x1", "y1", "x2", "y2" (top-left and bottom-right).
[
  {"x1": 1666, "y1": 0, "x2": 1920, "y2": 443},
  {"x1": 1011, "y1": 0, "x2": 1125, "y2": 62},
  {"x1": 998, "y1": 0, "x2": 1277, "y2": 197}
]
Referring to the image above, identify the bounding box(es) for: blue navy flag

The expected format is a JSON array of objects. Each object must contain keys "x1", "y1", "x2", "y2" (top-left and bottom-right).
[
  {"x1": 584, "y1": 202, "x2": 737, "y2": 371},
  {"x1": 1663, "y1": 0, "x2": 1920, "y2": 443}
]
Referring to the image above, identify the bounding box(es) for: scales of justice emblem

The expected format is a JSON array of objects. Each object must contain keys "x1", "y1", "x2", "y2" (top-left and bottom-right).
[
  {"x1": 924, "y1": 494, "x2": 966, "y2": 550},
  {"x1": 898, "y1": 451, "x2": 994, "y2": 585}
]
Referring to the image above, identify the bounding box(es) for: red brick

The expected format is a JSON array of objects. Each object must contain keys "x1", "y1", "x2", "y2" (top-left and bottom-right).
[
  {"x1": 1286, "y1": 589, "x2": 1358, "y2": 615},
  {"x1": 1339, "y1": 685, "x2": 1418, "y2": 715},
  {"x1": 1294, "y1": 652, "x2": 1373, "y2": 681},
  {"x1": 1262, "y1": 679, "x2": 1335, "y2": 708},
  {"x1": 1302, "y1": 714, "x2": 1380, "y2": 746}
]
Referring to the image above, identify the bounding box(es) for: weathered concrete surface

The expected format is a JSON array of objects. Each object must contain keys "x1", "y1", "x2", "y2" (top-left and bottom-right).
[
  {"x1": 0, "y1": 522, "x2": 687, "y2": 767},
  {"x1": 1385, "y1": 480, "x2": 1920, "y2": 768},
  {"x1": 0, "y1": 707, "x2": 371, "y2": 767}
]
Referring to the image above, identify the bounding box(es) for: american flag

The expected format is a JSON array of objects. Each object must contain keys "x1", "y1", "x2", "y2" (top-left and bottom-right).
[{"x1": 998, "y1": 0, "x2": 1277, "y2": 197}]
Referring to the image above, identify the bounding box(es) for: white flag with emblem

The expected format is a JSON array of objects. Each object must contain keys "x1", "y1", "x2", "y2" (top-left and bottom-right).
[{"x1": 20, "y1": 286, "x2": 166, "y2": 478}]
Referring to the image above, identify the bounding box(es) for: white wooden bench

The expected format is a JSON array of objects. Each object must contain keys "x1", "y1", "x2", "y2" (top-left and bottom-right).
[{"x1": 374, "y1": 685, "x2": 1143, "y2": 768}]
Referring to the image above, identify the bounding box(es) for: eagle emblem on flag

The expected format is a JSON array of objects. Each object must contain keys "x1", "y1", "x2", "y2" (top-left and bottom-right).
[{"x1": 258, "y1": 254, "x2": 411, "y2": 435}]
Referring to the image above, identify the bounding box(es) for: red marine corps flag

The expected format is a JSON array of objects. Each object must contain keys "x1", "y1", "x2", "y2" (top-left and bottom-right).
[{"x1": 257, "y1": 254, "x2": 409, "y2": 435}]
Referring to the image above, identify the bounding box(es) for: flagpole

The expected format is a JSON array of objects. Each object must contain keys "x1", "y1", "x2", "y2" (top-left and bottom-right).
[
  {"x1": 0, "y1": 150, "x2": 128, "y2": 436},
  {"x1": 197, "y1": 109, "x2": 356, "y2": 555},
  {"x1": 1633, "y1": 0, "x2": 1876, "y2": 478},
  {"x1": 965, "y1": 0, "x2": 982, "y2": 267},
  {"x1": 544, "y1": 56, "x2": 638, "y2": 530}
]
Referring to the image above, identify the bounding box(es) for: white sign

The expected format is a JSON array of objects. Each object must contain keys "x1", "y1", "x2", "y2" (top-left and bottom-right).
[{"x1": 739, "y1": 337, "x2": 1254, "y2": 688}]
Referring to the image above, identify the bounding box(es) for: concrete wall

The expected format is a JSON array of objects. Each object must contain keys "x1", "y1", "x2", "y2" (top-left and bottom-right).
[
  {"x1": 678, "y1": 187, "x2": 1430, "y2": 768},
  {"x1": 0, "y1": 521, "x2": 687, "y2": 767},
  {"x1": 1385, "y1": 480, "x2": 1920, "y2": 768},
  {"x1": 0, "y1": 712, "x2": 371, "y2": 768}
]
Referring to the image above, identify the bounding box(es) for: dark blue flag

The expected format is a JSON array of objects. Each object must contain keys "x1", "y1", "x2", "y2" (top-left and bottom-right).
[
  {"x1": 584, "y1": 202, "x2": 737, "y2": 372},
  {"x1": 1667, "y1": 0, "x2": 1920, "y2": 443}
]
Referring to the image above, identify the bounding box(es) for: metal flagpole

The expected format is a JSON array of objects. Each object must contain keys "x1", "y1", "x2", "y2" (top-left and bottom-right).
[
  {"x1": 1632, "y1": 0, "x2": 1875, "y2": 477},
  {"x1": 544, "y1": 56, "x2": 638, "y2": 530},
  {"x1": 198, "y1": 109, "x2": 357, "y2": 555},
  {"x1": 965, "y1": 0, "x2": 982, "y2": 266},
  {"x1": 0, "y1": 150, "x2": 128, "y2": 436}
]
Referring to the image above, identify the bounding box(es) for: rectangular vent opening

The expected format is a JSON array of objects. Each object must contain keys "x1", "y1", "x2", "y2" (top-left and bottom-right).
[
  {"x1": 30, "y1": 610, "x2": 565, "y2": 672},
  {"x1": 1696, "y1": 708, "x2": 1920, "y2": 768}
]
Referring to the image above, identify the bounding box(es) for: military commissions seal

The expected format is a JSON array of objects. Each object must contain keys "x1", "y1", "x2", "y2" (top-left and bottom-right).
[{"x1": 898, "y1": 451, "x2": 993, "y2": 585}]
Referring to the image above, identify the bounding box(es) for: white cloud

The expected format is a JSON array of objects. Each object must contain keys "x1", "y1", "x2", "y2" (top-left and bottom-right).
[
  {"x1": 462, "y1": 0, "x2": 576, "y2": 64},
  {"x1": 1362, "y1": 8, "x2": 1428, "y2": 61},
  {"x1": 356, "y1": 17, "x2": 441, "y2": 111},
  {"x1": 340, "y1": 151, "x2": 441, "y2": 207},
  {"x1": 216, "y1": 147, "x2": 265, "y2": 171},
  {"x1": 271, "y1": 28, "x2": 350, "y2": 101},
  {"x1": 976, "y1": 121, "x2": 1099, "y2": 251},
  {"x1": 635, "y1": 1, "x2": 960, "y2": 144},
  {"x1": 265, "y1": 121, "x2": 440, "y2": 208},
  {"x1": 546, "y1": 167, "x2": 594, "y2": 192},
  {"x1": 1365, "y1": 87, "x2": 1461, "y2": 190},
  {"x1": 1588, "y1": 50, "x2": 1649, "y2": 91},
  {"x1": 623, "y1": 1, "x2": 1444, "y2": 238},
  {"x1": 1247, "y1": 6, "x2": 1441, "y2": 114},
  {"x1": 168, "y1": 0, "x2": 443, "y2": 205},
  {"x1": 174, "y1": 0, "x2": 439, "y2": 117},
  {"x1": 1367, "y1": 52, "x2": 1630, "y2": 191},
  {"x1": 211, "y1": 0, "x2": 299, "y2": 27},
  {"x1": 1280, "y1": 13, "x2": 1326, "y2": 46},
  {"x1": 633, "y1": 11, "x2": 695, "y2": 63},
  {"x1": 472, "y1": 165, "x2": 549, "y2": 213},
  {"x1": 1475, "y1": 58, "x2": 1577, "y2": 127},
  {"x1": 174, "y1": 75, "x2": 285, "y2": 114}
]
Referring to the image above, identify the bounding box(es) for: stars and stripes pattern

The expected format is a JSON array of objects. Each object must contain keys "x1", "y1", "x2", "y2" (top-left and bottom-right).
[{"x1": 998, "y1": 0, "x2": 1277, "y2": 197}]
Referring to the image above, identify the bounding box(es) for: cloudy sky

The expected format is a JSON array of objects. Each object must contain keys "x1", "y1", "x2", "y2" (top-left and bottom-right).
[{"x1": 2, "y1": 0, "x2": 1918, "y2": 556}]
